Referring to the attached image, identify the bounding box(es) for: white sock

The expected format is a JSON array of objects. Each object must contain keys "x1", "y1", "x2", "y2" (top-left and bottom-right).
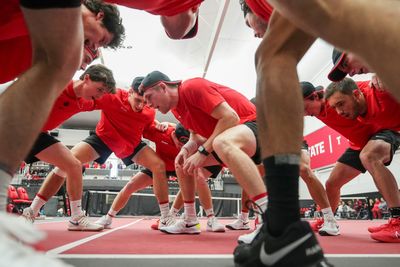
[
  {"x1": 184, "y1": 202, "x2": 197, "y2": 222},
  {"x1": 205, "y1": 208, "x2": 214, "y2": 217},
  {"x1": 159, "y1": 202, "x2": 170, "y2": 218},
  {"x1": 30, "y1": 195, "x2": 48, "y2": 216},
  {"x1": 0, "y1": 169, "x2": 12, "y2": 211},
  {"x1": 70, "y1": 199, "x2": 83, "y2": 217},
  {"x1": 107, "y1": 208, "x2": 117, "y2": 218},
  {"x1": 322, "y1": 207, "x2": 335, "y2": 220},
  {"x1": 240, "y1": 211, "x2": 249, "y2": 221},
  {"x1": 170, "y1": 207, "x2": 180, "y2": 216}
]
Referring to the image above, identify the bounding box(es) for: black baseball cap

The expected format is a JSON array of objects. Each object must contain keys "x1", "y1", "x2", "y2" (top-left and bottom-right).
[
  {"x1": 300, "y1": 82, "x2": 323, "y2": 98},
  {"x1": 140, "y1": 71, "x2": 181, "y2": 92},
  {"x1": 175, "y1": 123, "x2": 190, "y2": 143},
  {"x1": 328, "y1": 48, "x2": 347, "y2": 82},
  {"x1": 182, "y1": 15, "x2": 199, "y2": 39}
]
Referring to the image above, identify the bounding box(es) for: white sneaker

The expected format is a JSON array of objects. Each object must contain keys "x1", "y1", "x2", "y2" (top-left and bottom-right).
[
  {"x1": 68, "y1": 213, "x2": 104, "y2": 231},
  {"x1": 160, "y1": 219, "x2": 201, "y2": 234},
  {"x1": 0, "y1": 212, "x2": 73, "y2": 267},
  {"x1": 95, "y1": 215, "x2": 112, "y2": 229},
  {"x1": 238, "y1": 224, "x2": 262, "y2": 244},
  {"x1": 206, "y1": 216, "x2": 225, "y2": 232},
  {"x1": 22, "y1": 207, "x2": 36, "y2": 223},
  {"x1": 158, "y1": 214, "x2": 176, "y2": 229},
  {"x1": 225, "y1": 218, "x2": 250, "y2": 230},
  {"x1": 319, "y1": 217, "x2": 340, "y2": 236}
]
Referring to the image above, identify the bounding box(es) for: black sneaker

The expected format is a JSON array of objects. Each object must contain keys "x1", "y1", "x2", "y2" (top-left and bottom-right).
[{"x1": 233, "y1": 221, "x2": 333, "y2": 267}]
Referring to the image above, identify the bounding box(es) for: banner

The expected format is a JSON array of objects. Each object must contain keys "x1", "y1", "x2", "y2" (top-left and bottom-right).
[{"x1": 304, "y1": 126, "x2": 349, "y2": 169}]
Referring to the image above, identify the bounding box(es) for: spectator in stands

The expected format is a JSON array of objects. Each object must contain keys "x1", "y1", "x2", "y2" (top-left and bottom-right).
[
  {"x1": 379, "y1": 198, "x2": 388, "y2": 214},
  {"x1": 372, "y1": 198, "x2": 382, "y2": 219}
]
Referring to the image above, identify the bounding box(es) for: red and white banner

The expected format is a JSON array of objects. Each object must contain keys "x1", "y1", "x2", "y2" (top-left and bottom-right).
[{"x1": 304, "y1": 126, "x2": 349, "y2": 170}]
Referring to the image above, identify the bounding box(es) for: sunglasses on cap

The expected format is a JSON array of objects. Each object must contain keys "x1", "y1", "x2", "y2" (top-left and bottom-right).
[{"x1": 178, "y1": 136, "x2": 189, "y2": 144}]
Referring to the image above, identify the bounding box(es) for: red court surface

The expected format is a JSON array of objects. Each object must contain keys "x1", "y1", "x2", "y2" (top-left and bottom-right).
[{"x1": 34, "y1": 217, "x2": 400, "y2": 256}]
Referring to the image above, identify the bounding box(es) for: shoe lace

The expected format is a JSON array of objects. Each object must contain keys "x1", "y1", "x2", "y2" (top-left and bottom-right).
[
  {"x1": 245, "y1": 199, "x2": 262, "y2": 216},
  {"x1": 76, "y1": 215, "x2": 92, "y2": 227}
]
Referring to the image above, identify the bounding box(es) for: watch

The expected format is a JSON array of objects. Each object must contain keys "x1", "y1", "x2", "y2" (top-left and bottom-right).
[{"x1": 197, "y1": 145, "x2": 210, "y2": 156}]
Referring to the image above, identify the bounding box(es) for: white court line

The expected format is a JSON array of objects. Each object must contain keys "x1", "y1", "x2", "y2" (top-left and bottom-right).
[
  {"x1": 47, "y1": 218, "x2": 144, "y2": 255},
  {"x1": 58, "y1": 254, "x2": 400, "y2": 259}
]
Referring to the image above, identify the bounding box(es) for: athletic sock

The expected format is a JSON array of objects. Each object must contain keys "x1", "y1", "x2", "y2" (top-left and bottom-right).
[
  {"x1": 184, "y1": 201, "x2": 197, "y2": 222},
  {"x1": 263, "y1": 155, "x2": 300, "y2": 237},
  {"x1": 159, "y1": 202, "x2": 170, "y2": 218},
  {"x1": 0, "y1": 169, "x2": 12, "y2": 211},
  {"x1": 107, "y1": 208, "x2": 117, "y2": 218},
  {"x1": 240, "y1": 211, "x2": 249, "y2": 221},
  {"x1": 170, "y1": 207, "x2": 180, "y2": 216},
  {"x1": 70, "y1": 199, "x2": 83, "y2": 217},
  {"x1": 252, "y1": 192, "x2": 268, "y2": 224},
  {"x1": 205, "y1": 208, "x2": 214, "y2": 218},
  {"x1": 322, "y1": 207, "x2": 335, "y2": 220},
  {"x1": 30, "y1": 194, "x2": 48, "y2": 216}
]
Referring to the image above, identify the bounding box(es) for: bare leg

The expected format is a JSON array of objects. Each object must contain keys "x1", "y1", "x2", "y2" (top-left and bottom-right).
[
  {"x1": 299, "y1": 150, "x2": 331, "y2": 209},
  {"x1": 325, "y1": 162, "x2": 360, "y2": 212},
  {"x1": 360, "y1": 140, "x2": 400, "y2": 208},
  {"x1": 111, "y1": 172, "x2": 153, "y2": 212},
  {"x1": 0, "y1": 7, "x2": 82, "y2": 173}
]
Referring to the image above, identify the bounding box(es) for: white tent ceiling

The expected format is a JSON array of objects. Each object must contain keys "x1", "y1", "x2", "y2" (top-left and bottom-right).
[{"x1": 60, "y1": 0, "x2": 371, "y2": 132}]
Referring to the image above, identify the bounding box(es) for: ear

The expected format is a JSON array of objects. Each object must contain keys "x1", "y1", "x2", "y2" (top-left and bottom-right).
[
  {"x1": 84, "y1": 74, "x2": 90, "y2": 82},
  {"x1": 96, "y1": 11, "x2": 104, "y2": 21}
]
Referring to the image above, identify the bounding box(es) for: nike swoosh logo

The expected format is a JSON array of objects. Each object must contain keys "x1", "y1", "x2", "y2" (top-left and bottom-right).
[
  {"x1": 186, "y1": 223, "x2": 199, "y2": 228},
  {"x1": 260, "y1": 233, "x2": 312, "y2": 266},
  {"x1": 395, "y1": 231, "x2": 400, "y2": 239},
  {"x1": 69, "y1": 220, "x2": 79, "y2": 226}
]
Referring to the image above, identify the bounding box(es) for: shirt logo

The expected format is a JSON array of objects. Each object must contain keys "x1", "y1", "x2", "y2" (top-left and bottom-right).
[{"x1": 259, "y1": 233, "x2": 312, "y2": 266}]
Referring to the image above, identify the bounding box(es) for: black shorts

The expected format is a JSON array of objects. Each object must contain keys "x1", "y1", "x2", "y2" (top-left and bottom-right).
[
  {"x1": 212, "y1": 120, "x2": 261, "y2": 165},
  {"x1": 204, "y1": 165, "x2": 222, "y2": 178},
  {"x1": 20, "y1": 0, "x2": 81, "y2": 9},
  {"x1": 337, "y1": 148, "x2": 366, "y2": 173},
  {"x1": 337, "y1": 130, "x2": 400, "y2": 173},
  {"x1": 141, "y1": 169, "x2": 177, "y2": 179},
  {"x1": 25, "y1": 132, "x2": 60, "y2": 164},
  {"x1": 83, "y1": 133, "x2": 147, "y2": 166},
  {"x1": 369, "y1": 129, "x2": 400, "y2": 164}
]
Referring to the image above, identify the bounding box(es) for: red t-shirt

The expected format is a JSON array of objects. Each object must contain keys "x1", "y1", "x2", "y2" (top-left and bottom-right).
[
  {"x1": 0, "y1": 0, "x2": 31, "y2": 83},
  {"x1": 317, "y1": 103, "x2": 377, "y2": 150},
  {"x1": 95, "y1": 89, "x2": 155, "y2": 158},
  {"x1": 357, "y1": 81, "x2": 400, "y2": 131},
  {"x1": 143, "y1": 124, "x2": 178, "y2": 171},
  {"x1": 107, "y1": 0, "x2": 203, "y2": 16},
  {"x1": 245, "y1": 0, "x2": 274, "y2": 24},
  {"x1": 171, "y1": 78, "x2": 256, "y2": 138},
  {"x1": 42, "y1": 82, "x2": 96, "y2": 131}
]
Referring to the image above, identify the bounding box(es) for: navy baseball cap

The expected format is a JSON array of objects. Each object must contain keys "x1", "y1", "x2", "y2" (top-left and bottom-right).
[
  {"x1": 328, "y1": 48, "x2": 347, "y2": 82},
  {"x1": 300, "y1": 82, "x2": 323, "y2": 98},
  {"x1": 140, "y1": 71, "x2": 181, "y2": 92}
]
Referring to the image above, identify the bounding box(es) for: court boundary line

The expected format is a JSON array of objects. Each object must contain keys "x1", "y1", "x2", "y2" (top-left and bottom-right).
[
  {"x1": 58, "y1": 254, "x2": 400, "y2": 259},
  {"x1": 46, "y1": 218, "x2": 144, "y2": 255}
]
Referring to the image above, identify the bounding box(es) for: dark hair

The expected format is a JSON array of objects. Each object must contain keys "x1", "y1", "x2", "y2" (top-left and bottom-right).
[
  {"x1": 79, "y1": 64, "x2": 116, "y2": 93},
  {"x1": 239, "y1": 0, "x2": 252, "y2": 17},
  {"x1": 131, "y1": 76, "x2": 144, "y2": 96},
  {"x1": 324, "y1": 78, "x2": 359, "y2": 100},
  {"x1": 83, "y1": 0, "x2": 125, "y2": 49}
]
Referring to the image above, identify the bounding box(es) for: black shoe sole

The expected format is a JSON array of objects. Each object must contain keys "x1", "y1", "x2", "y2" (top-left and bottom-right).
[{"x1": 235, "y1": 257, "x2": 334, "y2": 267}]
